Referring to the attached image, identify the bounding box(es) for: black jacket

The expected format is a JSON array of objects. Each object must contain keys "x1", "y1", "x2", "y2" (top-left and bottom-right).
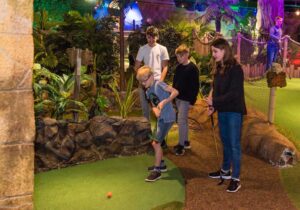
[
  {"x1": 172, "y1": 62, "x2": 200, "y2": 105},
  {"x1": 213, "y1": 64, "x2": 247, "y2": 115}
]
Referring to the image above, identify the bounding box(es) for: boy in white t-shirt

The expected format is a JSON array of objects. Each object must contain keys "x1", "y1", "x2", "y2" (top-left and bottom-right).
[{"x1": 134, "y1": 26, "x2": 170, "y2": 121}]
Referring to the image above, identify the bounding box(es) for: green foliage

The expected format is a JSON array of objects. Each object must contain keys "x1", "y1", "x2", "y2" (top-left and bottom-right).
[
  {"x1": 34, "y1": 0, "x2": 72, "y2": 21},
  {"x1": 157, "y1": 26, "x2": 183, "y2": 79},
  {"x1": 33, "y1": 64, "x2": 89, "y2": 120},
  {"x1": 196, "y1": 0, "x2": 241, "y2": 32},
  {"x1": 33, "y1": 10, "x2": 71, "y2": 74},
  {"x1": 127, "y1": 30, "x2": 146, "y2": 58},
  {"x1": 58, "y1": 12, "x2": 119, "y2": 76},
  {"x1": 190, "y1": 53, "x2": 212, "y2": 76},
  {"x1": 95, "y1": 94, "x2": 109, "y2": 114},
  {"x1": 109, "y1": 74, "x2": 137, "y2": 118}
]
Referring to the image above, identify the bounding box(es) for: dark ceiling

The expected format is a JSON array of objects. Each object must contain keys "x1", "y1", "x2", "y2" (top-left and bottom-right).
[{"x1": 173, "y1": 0, "x2": 300, "y2": 12}]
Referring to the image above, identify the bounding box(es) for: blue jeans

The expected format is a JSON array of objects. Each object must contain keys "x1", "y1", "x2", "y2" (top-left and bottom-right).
[
  {"x1": 218, "y1": 112, "x2": 243, "y2": 179},
  {"x1": 266, "y1": 43, "x2": 279, "y2": 71},
  {"x1": 155, "y1": 119, "x2": 173, "y2": 143}
]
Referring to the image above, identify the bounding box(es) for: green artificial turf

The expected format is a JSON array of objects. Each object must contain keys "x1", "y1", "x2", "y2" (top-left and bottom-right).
[
  {"x1": 245, "y1": 78, "x2": 300, "y2": 209},
  {"x1": 280, "y1": 163, "x2": 300, "y2": 209},
  {"x1": 34, "y1": 155, "x2": 185, "y2": 210},
  {"x1": 244, "y1": 78, "x2": 300, "y2": 149}
]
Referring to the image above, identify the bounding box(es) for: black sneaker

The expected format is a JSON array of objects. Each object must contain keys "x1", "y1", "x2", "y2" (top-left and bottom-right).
[
  {"x1": 175, "y1": 145, "x2": 185, "y2": 156},
  {"x1": 227, "y1": 179, "x2": 241, "y2": 192},
  {"x1": 173, "y1": 144, "x2": 181, "y2": 151},
  {"x1": 161, "y1": 139, "x2": 168, "y2": 149},
  {"x1": 184, "y1": 141, "x2": 191, "y2": 149},
  {"x1": 148, "y1": 165, "x2": 167, "y2": 172},
  {"x1": 145, "y1": 171, "x2": 161, "y2": 182},
  {"x1": 208, "y1": 169, "x2": 231, "y2": 179}
]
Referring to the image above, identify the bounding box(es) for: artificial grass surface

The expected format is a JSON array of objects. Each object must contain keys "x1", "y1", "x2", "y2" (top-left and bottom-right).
[
  {"x1": 34, "y1": 154, "x2": 185, "y2": 210},
  {"x1": 244, "y1": 78, "x2": 300, "y2": 149},
  {"x1": 281, "y1": 164, "x2": 300, "y2": 209},
  {"x1": 245, "y1": 78, "x2": 300, "y2": 209}
]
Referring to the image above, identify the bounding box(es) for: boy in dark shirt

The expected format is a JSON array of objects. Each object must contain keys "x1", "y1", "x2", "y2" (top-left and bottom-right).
[{"x1": 172, "y1": 44, "x2": 200, "y2": 155}]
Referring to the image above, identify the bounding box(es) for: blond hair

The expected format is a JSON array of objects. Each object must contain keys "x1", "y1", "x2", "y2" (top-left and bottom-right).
[
  {"x1": 136, "y1": 66, "x2": 153, "y2": 81},
  {"x1": 175, "y1": 44, "x2": 190, "y2": 55}
]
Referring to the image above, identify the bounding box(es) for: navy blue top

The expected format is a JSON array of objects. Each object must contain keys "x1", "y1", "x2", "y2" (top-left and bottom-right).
[
  {"x1": 172, "y1": 62, "x2": 200, "y2": 105},
  {"x1": 213, "y1": 64, "x2": 247, "y2": 115}
]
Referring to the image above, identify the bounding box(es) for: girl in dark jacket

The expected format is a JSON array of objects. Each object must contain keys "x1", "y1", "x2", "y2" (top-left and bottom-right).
[{"x1": 205, "y1": 38, "x2": 246, "y2": 193}]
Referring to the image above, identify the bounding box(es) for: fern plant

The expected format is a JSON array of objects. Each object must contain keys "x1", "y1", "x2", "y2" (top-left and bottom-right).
[{"x1": 109, "y1": 74, "x2": 137, "y2": 118}]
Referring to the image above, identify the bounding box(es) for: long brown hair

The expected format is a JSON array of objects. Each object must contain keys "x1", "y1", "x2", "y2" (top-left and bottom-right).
[{"x1": 210, "y1": 38, "x2": 237, "y2": 75}]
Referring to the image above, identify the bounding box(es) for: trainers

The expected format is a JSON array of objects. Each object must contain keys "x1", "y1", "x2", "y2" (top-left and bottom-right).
[
  {"x1": 184, "y1": 141, "x2": 191, "y2": 149},
  {"x1": 161, "y1": 139, "x2": 168, "y2": 149},
  {"x1": 175, "y1": 145, "x2": 185, "y2": 156},
  {"x1": 145, "y1": 171, "x2": 161, "y2": 182},
  {"x1": 227, "y1": 179, "x2": 241, "y2": 192},
  {"x1": 208, "y1": 169, "x2": 231, "y2": 179},
  {"x1": 173, "y1": 144, "x2": 181, "y2": 151},
  {"x1": 148, "y1": 165, "x2": 167, "y2": 172}
]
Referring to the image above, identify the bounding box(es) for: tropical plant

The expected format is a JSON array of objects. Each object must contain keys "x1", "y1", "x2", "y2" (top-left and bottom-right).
[
  {"x1": 33, "y1": 10, "x2": 72, "y2": 74},
  {"x1": 33, "y1": 64, "x2": 90, "y2": 120},
  {"x1": 59, "y1": 12, "x2": 119, "y2": 77},
  {"x1": 109, "y1": 74, "x2": 137, "y2": 118},
  {"x1": 195, "y1": 0, "x2": 241, "y2": 33},
  {"x1": 88, "y1": 92, "x2": 109, "y2": 118},
  {"x1": 166, "y1": 11, "x2": 213, "y2": 47},
  {"x1": 34, "y1": 0, "x2": 72, "y2": 21},
  {"x1": 158, "y1": 25, "x2": 183, "y2": 80}
]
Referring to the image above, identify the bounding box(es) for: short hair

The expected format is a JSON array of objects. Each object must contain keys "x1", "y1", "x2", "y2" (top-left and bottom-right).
[
  {"x1": 175, "y1": 44, "x2": 190, "y2": 55},
  {"x1": 146, "y1": 26, "x2": 159, "y2": 38},
  {"x1": 136, "y1": 66, "x2": 153, "y2": 81},
  {"x1": 275, "y1": 16, "x2": 283, "y2": 21}
]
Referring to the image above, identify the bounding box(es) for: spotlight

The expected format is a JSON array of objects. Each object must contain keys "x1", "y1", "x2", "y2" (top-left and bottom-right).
[{"x1": 296, "y1": 10, "x2": 300, "y2": 16}]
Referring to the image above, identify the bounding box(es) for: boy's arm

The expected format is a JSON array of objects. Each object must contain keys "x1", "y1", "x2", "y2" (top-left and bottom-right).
[
  {"x1": 157, "y1": 85, "x2": 178, "y2": 110},
  {"x1": 152, "y1": 106, "x2": 161, "y2": 118},
  {"x1": 159, "y1": 60, "x2": 168, "y2": 82},
  {"x1": 135, "y1": 47, "x2": 143, "y2": 72}
]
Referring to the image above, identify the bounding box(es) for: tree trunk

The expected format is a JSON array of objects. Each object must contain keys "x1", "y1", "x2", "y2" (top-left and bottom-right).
[
  {"x1": 119, "y1": 5, "x2": 126, "y2": 91},
  {"x1": 256, "y1": 0, "x2": 284, "y2": 33}
]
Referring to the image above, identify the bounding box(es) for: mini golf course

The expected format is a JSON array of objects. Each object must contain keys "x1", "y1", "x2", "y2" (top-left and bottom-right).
[
  {"x1": 245, "y1": 78, "x2": 300, "y2": 208},
  {"x1": 34, "y1": 155, "x2": 185, "y2": 210}
]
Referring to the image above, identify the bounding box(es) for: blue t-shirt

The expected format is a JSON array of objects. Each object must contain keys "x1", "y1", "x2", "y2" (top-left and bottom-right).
[{"x1": 146, "y1": 81, "x2": 176, "y2": 123}]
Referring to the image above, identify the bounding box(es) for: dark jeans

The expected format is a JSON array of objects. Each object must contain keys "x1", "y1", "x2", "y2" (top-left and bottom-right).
[
  {"x1": 266, "y1": 43, "x2": 279, "y2": 71},
  {"x1": 218, "y1": 112, "x2": 243, "y2": 179}
]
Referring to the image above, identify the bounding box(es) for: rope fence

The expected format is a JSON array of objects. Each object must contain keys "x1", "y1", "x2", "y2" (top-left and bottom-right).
[{"x1": 193, "y1": 32, "x2": 300, "y2": 79}]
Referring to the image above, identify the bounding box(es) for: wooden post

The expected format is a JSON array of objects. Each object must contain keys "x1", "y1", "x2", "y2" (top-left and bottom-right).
[
  {"x1": 119, "y1": 5, "x2": 126, "y2": 91},
  {"x1": 282, "y1": 35, "x2": 289, "y2": 78},
  {"x1": 268, "y1": 87, "x2": 276, "y2": 123},
  {"x1": 73, "y1": 48, "x2": 82, "y2": 122},
  {"x1": 237, "y1": 32, "x2": 241, "y2": 63}
]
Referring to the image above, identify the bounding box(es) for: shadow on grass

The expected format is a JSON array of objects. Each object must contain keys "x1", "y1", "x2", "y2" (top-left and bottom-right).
[
  {"x1": 161, "y1": 168, "x2": 185, "y2": 184},
  {"x1": 151, "y1": 201, "x2": 184, "y2": 210}
]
